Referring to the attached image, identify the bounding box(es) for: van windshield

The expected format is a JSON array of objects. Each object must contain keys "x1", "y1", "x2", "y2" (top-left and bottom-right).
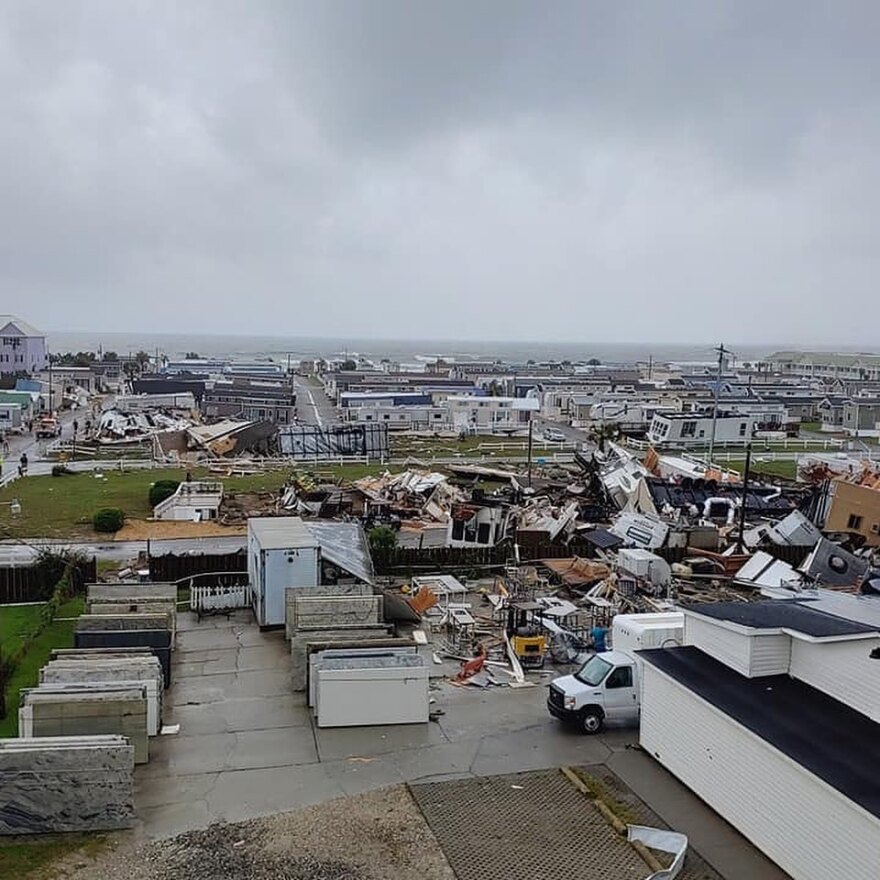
[{"x1": 575, "y1": 655, "x2": 612, "y2": 686}]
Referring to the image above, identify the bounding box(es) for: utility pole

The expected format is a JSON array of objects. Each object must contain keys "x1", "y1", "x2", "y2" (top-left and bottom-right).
[
  {"x1": 707, "y1": 343, "x2": 730, "y2": 466},
  {"x1": 527, "y1": 417, "x2": 533, "y2": 488},
  {"x1": 736, "y1": 443, "x2": 752, "y2": 553}
]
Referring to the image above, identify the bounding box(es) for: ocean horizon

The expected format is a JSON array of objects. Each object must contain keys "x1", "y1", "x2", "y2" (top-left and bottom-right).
[{"x1": 43, "y1": 331, "x2": 878, "y2": 367}]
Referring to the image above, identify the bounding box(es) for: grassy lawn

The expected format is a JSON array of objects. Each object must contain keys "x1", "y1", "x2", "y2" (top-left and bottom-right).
[
  {"x1": 0, "y1": 833, "x2": 109, "y2": 879},
  {"x1": 726, "y1": 458, "x2": 798, "y2": 481},
  {"x1": 0, "y1": 597, "x2": 84, "y2": 738},
  {"x1": 0, "y1": 468, "x2": 301, "y2": 539},
  {"x1": 390, "y1": 434, "x2": 571, "y2": 459},
  {"x1": 0, "y1": 604, "x2": 43, "y2": 660}
]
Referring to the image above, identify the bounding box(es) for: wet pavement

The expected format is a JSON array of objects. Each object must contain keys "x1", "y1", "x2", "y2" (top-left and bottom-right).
[{"x1": 135, "y1": 610, "x2": 790, "y2": 879}]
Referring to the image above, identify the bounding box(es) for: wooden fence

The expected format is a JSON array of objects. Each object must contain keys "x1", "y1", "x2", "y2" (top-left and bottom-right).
[
  {"x1": 149, "y1": 550, "x2": 247, "y2": 584},
  {"x1": 0, "y1": 557, "x2": 96, "y2": 605}
]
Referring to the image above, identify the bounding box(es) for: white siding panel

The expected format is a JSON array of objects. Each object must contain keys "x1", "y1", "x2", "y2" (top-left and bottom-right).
[
  {"x1": 684, "y1": 616, "x2": 752, "y2": 676},
  {"x1": 790, "y1": 637, "x2": 880, "y2": 722},
  {"x1": 748, "y1": 633, "x2": 791, "y2": 677},
  {"x1": 640, "y1": 664, "x2": 880, "y2": 880}
]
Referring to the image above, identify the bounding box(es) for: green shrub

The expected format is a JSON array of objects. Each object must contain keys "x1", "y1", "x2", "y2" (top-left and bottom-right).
[
  {"x1": 149, "y1": 480, "x2": 180, "y2": 507},
  {"x1": 368, "y1": 525, "x2": 398, "y2": 552},
  {"x1": 92, "y1": 508, "x2": 124, "y2": 533}
]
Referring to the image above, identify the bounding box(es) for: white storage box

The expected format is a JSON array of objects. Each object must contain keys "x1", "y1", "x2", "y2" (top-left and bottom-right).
[{"x1": 315, "y1": 654, "x2": 429, "y2": 727}]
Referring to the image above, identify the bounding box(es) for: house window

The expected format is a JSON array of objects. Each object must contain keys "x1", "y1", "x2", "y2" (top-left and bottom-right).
[
  {"x1": 847, "y1": 514, "x2": 863, "y2": 530},
  {"x1": 739, "y1": 422, "x2": 747, "y2": 436},
  {"x1": 681, "y1": 421, "x2": 697, "y2": 438}
]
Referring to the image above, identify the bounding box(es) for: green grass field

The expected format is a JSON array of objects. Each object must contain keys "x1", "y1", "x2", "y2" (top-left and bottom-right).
[
  {"x1": 0, "y1": 597, "x2": 85, "y2": 738},
  {"x1": 726, "y1": 458, "x2": 798, "y2": 481},
  {"x1": 0, "y1": 467, "x2": 302, "y2": 539},
  {"x1": 0, "y1": 604, "x2": 44, "y2": 660}
]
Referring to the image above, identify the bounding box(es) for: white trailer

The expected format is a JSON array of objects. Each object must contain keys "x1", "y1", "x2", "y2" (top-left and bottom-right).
[{"x1": 248, "y1": 517, "x2": 320, "y2": 627}]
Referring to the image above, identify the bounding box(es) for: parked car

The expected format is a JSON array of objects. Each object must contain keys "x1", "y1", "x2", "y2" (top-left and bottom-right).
[
  {"x1": 542, "y1": 426, "x2": 566, "y2": 442},
  {"x1": 35, "y1": 416, "x2": 62, "y2": 439}
]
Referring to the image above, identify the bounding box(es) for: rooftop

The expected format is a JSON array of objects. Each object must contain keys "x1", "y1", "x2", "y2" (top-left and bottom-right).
[
  {"x1": 684, "y1": 599, "x2": 878, "y2": 638},
  {"x1": 248, "y1": 516, "x2": 317, "y2": 550},
  {"x1": 639, "y1": 646, "x2": 880, "y2": 820},
  {"x1": 0, "y1": 315, "x2": 43, "y2": 337}
]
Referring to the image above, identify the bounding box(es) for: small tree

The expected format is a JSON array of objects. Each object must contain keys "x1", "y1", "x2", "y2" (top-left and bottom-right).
[
  {"x1": 587, "y1": 358, "x2": 601, "y2": 366},
  {"x1": 341, "y1": 359, "x2": 357, "y2": 371},
  {"x1": 368, "y1": 525, "x2": 397, "y2": 552},
  {"x1": 149, "y1": 480, "x2": 181, "y2": 507},
  {"x1": 93, "y1": 508, "x2": 124, "y2": 533}
]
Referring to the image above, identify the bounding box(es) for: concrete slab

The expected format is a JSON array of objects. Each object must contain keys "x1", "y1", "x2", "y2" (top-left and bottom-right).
[
  {"x1": 134, "y1": 614, "x2": 796, "y2": 880},
  {"x1": 205, "y1": 763, "x2": 345, "y2": 825},
  {"x1": 314, "y1": 720, "x2": 447, "y2": 762},
  {"x1": 322, "y1": 754, "x2": 406, "y2": 796},
  {"x1": 227, "y1": 728, "x2": 319, "y2": 771}
]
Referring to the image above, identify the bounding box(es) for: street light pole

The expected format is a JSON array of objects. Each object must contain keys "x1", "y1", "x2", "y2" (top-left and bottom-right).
[{"x1": 707, "y1": 343, "x2": 730, "y2": 466}]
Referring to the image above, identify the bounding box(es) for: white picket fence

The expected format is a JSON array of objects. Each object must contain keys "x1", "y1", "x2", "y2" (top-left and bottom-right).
[{"x1": 190, "y1": 582, "x2": 252, "y2": 617}]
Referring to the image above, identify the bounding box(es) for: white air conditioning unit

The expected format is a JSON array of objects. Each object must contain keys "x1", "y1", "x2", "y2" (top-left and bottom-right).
[{"x1": 871, "y1": 523, "x2": 880, "y2": 535}]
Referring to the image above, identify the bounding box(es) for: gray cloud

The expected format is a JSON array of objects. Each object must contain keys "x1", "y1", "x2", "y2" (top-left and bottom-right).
[{"x1": 1, "y1": 1, "x2": 879, "y2": 343}]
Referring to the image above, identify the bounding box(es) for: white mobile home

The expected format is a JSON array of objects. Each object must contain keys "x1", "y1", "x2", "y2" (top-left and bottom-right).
[
  {"x1": 639, "y1": 597, "x2": 880, "y2": 880},
  {"x1": 0, "y1": 403, "x2": 22, "y2": 431},
  {"x1": 647, "y1": 412, "x2": 754, "y2": 447}
]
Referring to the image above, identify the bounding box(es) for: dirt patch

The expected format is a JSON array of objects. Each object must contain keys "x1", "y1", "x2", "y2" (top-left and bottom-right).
[
  {"x1": 113, "y1": 520, "x2": 247, "y2": 541},
  {"x1": 46, "y1": 787, "x2": 455, "y2": 880}
]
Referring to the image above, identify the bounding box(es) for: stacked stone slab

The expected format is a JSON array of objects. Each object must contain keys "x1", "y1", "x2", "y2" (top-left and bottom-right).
[
  {"x1": 285, "y1": 585, "x2": 404, "y2": 691},
  {"x1": 284, "y1": 583, "x2": 375, "y2": 639},
  {"x1": 86, "y1": 583, "x2": 178, "y2": 646},
  {"x1": 75, "y1": 614, "x2": 173, "y2": 686},
  {"x1": 18, "y1": 687, "x2": 149, "y2": 764},
  {"x1": 0, "y1": 735, "x2": 135, "y2": 834},
  {"x1": 87, "y1": 583, "x2": 177, "y2": 602},
  {"x1": 40, "y1": 653, "x2": 163, "y2": 734}
]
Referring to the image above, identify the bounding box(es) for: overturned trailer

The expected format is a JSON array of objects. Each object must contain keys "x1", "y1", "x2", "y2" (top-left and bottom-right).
[{"x1": 278, "y1": 423, "x2": 389, "y2": 460}]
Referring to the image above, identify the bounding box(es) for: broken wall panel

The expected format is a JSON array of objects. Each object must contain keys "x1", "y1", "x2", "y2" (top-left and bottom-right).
[{"x1": 278, "y1": 423, "x2": 389, "y2": 460}]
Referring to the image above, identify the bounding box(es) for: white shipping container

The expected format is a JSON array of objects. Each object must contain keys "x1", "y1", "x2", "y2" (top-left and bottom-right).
[
  {"x1": 612, "y1": 612, "x2": 684, "y2": 656},
  {"x1": 248, "y1": 517, "x2": 320, "y2": 627}
]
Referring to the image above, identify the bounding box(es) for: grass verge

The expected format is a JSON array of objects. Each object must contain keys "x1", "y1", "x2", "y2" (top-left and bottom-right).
[
  {"x1": 726, "y1": 458, "x2": 798, "y2": 481},
  {"x1": 0, "y1": 597, "x2": 84, "y2": 737},
  {"x1": 0, "y1": 833, "x2": 109, "y2": 879},
  {"x1": 0, "y1": 604, "x2": 44, "y2": 660}
]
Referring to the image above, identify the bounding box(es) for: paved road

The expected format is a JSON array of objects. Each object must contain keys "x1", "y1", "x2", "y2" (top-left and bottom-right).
[
  {"x1": 293, "y1": 376, "x2": 337, "y2": 427},
  {"x1": 0, "y1": 407, "x2": 81, "y2": 485},
  {"x1": 0, "y1": 534, "x2": 247, "y2": 564},
  {"x1": 532, "y1": 416, "x2": 594, "y2": 450}
]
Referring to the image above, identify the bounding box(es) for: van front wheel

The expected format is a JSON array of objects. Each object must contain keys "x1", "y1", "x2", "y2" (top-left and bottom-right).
[{"x1": 580, "y1": 708, "x2": 604, "y2": 735}]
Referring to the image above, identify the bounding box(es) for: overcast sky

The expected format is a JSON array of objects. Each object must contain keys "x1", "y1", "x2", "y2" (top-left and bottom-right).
[{"x1": 2, "y1": 2, "x2": 879, "y2": 344}]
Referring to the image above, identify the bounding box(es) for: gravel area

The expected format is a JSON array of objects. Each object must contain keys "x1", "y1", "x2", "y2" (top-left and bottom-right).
[{"x1": 43, "y1": 787, "x2": 455, "y2": 880}]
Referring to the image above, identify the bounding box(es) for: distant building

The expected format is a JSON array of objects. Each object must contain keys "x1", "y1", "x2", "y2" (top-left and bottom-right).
[
  {"x1": 842, "y1": 398, "x2": 880, "y2": 437},
  {"x1": 0, "y1": 315, "x2": 47, "y2": 375},
  {"x1": 765, "y1": 350, "x2": 880, "y2": 382},
  {"x1": 647, "y1": 412, "x2": 754, "y2": 447},
  {"x1": 446, "y1": 395, "x2": 539, "y2": 432},
  {"x1": 202, "y1": 377, "x2": 295, "y2": 424},
  {"x1": 825, "y1": 472, "x2": 880, "y2": 546}
]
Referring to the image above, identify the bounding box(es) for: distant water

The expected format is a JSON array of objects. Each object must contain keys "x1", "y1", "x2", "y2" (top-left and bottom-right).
[{"x1": 46, "y1": 332, "x2": 791, "y2": 367}]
